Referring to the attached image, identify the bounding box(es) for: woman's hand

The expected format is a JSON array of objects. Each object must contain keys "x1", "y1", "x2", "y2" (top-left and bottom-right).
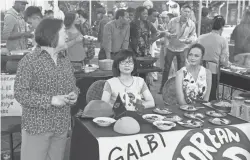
[
  {"x1": 66, "y1": 92, "x2": 78, "y2": 105},
  {"x1": 51, "y1": 95, "x2": 69, "y2": 107}
]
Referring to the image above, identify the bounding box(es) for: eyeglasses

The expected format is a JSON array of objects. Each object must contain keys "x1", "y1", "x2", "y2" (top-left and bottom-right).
[{"x1": 120, "y1": 61, "x2": 134, "y2": 65}]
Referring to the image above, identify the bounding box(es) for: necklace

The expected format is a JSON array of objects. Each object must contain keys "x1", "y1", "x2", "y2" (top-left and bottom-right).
[{"x1": 118, "y1": 77, "x2": 134, "y2": 88}]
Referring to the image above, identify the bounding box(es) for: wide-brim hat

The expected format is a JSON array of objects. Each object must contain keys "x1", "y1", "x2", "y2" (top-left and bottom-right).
[{"x1": 83, "y1": 100, "x2": 113, "y2": 118}]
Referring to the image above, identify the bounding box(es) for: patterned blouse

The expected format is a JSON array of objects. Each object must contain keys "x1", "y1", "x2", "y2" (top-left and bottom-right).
[
  {"x1": 14, "y1": 47, "x2": 79, "y2": 135},
  {"x1": 129, "y1": 20, "x2": 157, "y2": 56},
  {"x1": 182, "y1": 66, "x2": 207, "y2": 104}
]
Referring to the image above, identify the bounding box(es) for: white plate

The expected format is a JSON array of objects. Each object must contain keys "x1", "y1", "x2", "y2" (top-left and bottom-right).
[
  {"x1": 206, "y1": 110, "x2": 227, "y2": 117},
  {"x1": 93, "y1": 117, "x2": 116, "y2": 127},
  {"x1": 178, "y1": 120, "x2": 203, "y2": 128},
  {"x1": 153, "y1": 108, "x2": 172, "y2": 115},
  {"x1": 153, "y1": 121, "x2": 176, "y2": 131},
  {"x1": 180, "y1": 105, "x2": 198, "y2": 111},
  {"x1": 208, "y1": 118, "x2": 231, "y2": 125},
  {"x1": 142, "y1": 114, "x2": 165, "y2": 123},
  {"x1": 163, "y1": 115, "x2": 183, "y2": 122}
]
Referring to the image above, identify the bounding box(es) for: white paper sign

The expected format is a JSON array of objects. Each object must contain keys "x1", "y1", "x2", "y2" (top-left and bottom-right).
[
  {"x1": 98, "y1": 124, "x2": 250, "y2": 160},
  {"x1": 1, "y1": 75, "x2": 22, "y2": 116}
]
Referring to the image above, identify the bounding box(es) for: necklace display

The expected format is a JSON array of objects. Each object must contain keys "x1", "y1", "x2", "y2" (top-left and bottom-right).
[{"x1": 118, "y1": 77, "x2": 134, "y2": 91}]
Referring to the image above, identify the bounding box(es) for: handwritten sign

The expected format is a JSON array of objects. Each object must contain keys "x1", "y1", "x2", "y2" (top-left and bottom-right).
[
  {"x1": 97, "y1": 124, "x2": 250, "y2": 160},
  {"x1": 1, "y1": 75, "x2": 22, "y2": 116}
]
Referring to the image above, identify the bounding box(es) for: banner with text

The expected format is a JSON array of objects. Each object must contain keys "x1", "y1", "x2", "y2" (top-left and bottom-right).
[
  {"x1": 1, "y1": 75, "x2": 22, "y2": 116},
  {"x1": 98, "y1": 124, "x2": 250, "y2": 160}
]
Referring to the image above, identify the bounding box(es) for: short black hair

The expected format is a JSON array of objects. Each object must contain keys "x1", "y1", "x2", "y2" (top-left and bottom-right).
[
  {"x1": 187, "y1": 43, "x2": 205, "y2": 57},
  {"x1": 212, "y1": 15, "x2": 225, "y2": 30},
  {"x1": 76, "y1": 9, "x2": 88, "y2": 19},
  {"x1": 182, "y1": 4, "x2": 192, "y2": 10},
  {"x1": 44, "y1": 10, "x2": 53, "y2": 15},
  {"x1": 35, "y1": 18, "x2": 63, "y2": 48},
  {"x1": 202, "y1": 7, "x2": 209, "y2": 17},
  {"x1": 148, "y1": 8, "x2": 157, "y2": 16},
  {"x1": 64, "y1": 12, "x2": 76, "y2": 29},
  {"x1": 24, "y1": 6, "x2": 43, "y2": 20},
  {"x1": 126, "y1": 7, "x2": 135, "y2": 13},
  {"x1": 115, "y1": 9, "x2": 127, "y2": 20},
  {"x1": 135, "y1": 6, "x2": 147, "y2": 20},
  {"x1": 112, "y1": 49, "x2": 137, "y2": 77}
]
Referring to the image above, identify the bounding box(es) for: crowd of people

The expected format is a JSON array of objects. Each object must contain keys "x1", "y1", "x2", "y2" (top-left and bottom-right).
[{"x1": 1, "y1": 0, "x2": 250, "y2": 160}]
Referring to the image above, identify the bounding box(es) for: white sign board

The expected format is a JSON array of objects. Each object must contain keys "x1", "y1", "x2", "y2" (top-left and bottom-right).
[
  {"x1": 98, "y1": 124, "x2": 250, "y2": 160},
  {"x1": 1, "y1": 75, "x2": 22, "y2": 116}
]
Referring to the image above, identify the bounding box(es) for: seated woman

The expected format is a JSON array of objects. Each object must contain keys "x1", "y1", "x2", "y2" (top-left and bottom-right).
[
  {"x1": 101, "y1": 49, "x2": 155, "y2": 110},
  {"x1": 176, "y1": 43, "x2": 212, "y2": 105}
]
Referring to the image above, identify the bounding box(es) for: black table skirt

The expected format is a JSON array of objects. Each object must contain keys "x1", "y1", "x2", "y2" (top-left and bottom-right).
[
  {"x1": 220, "y1": 70, "x2": 250, "y2": 91},
  {"x1": 69, "y1": 104, "x2": 247, "y2": 160}
]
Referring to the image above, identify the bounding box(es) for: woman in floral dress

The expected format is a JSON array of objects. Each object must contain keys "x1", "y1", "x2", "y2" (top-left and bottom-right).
[{"x1": 175, "y1": 43, "x2": 212, "y2": 104}]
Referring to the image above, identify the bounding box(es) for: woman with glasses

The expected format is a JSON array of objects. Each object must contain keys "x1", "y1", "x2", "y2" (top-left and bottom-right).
[{"x1": 101, "y1": 49, "x2": 155, "y2": 110}]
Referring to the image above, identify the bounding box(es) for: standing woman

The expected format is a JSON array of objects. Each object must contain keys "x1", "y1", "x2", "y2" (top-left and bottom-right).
[
  {"x1": 76, "y1": 10, "x2": 95, "y2": 64},
  {"x1": 64, "y1": 12, "x2": 87, "y2": 70},
  {"x1": 175, "y1": 43, "x2": 212, "y2": 104},
  {"x1": 14, "y1": 18, "x2": 79, "y2": 160},
  {"x1": 129, "y1": 6, "x2": 159, "y2": 57}
]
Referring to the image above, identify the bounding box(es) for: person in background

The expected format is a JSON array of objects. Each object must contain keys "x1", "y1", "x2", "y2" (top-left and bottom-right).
[
  {"x1": 2, "y1": 0, "x2": 33, "y2": 51},
  {"x1": 143, "y1": 0, "x2": 154, "y2": 10},
  {"x1": 159, "y1": 11, "x2": 170, "y2": 31},
  {"x1": 147, "y1": 8, "x2": 160, "y2": 81},
  {"x1": 159, "y1": 11, "x2": 170, "y2": 70},
  {"x1": 197, "y1": 15, "x2": 231, "y2": 101},
  {"x1": 64, "y1": 12, "x2": 87, "y2": 70},
  {"x1": 159, "y1": 5, "x2": 197, "y2": 94},
  {"x1": 148, "y1": 8, "x2": 159, "y2": 29},
  {"x1": 231, "y1": 10, "x2": 250, "y2": 58},
  {"x1": 187, "y1": 1, "x2": 196, "y2": 23},
  {"x1": 44, "y1": 10, "x2": 54, "y2": 18},
  {"x1": 24, "y1": 6, "x2": 43, "y2": 46},
  {"x1": 199, "y1": 7, "x2": 213, "y2": 35},
  {"x1": 175, "y1": 43, "x2": 212, "y2": 105},
  {"x1": 76, "y1": 10, "x2": 95, "y2": 64},
  {"x1": 96, "y1": 7, "x2": 109, "y2": 43},
  {"x1": 100, "y1": 9, "x2": 130, "y2": 60},
  {"x1": 129, "y1": 6, "x2": 161, "y2": 57},
  {"x1": 14, "y1": 18, "x2": 79, "y2": 160},
  {"x1": 54, "y1": 3, "x2": 65, "y2": 20},
  {"x1": 107, "y1": 11, "x2": 114, "y2": 20},
  {"x1": 126, "y1": 7, "x2": 136, "y2": 23},
  {"x1": 101, "y1": 49, "x2": 155, "y2": 109}
]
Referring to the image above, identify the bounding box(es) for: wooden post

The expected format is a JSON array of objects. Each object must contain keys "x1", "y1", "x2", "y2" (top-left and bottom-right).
[
  {"x1": 198, "y1": 0, "x2": 202, "y2": 37},
  {"x1": 226, "y1": 0, "x2": 229, "y2": 24}
]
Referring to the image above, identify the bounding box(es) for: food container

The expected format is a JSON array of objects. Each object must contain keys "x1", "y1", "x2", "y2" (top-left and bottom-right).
[
  {"x1": 231, "y1": 96, "x2": 245, "y2": 117},
  {"x1": 98, "y1": 59, "x2": 113, "y2": 70},
  {"x1": 240, "y1": 100, "x2": 250, "y2": 122}
]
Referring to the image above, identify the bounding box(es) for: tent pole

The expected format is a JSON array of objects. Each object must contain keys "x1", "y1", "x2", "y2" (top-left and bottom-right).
[
  {"x1": 198, "y1": 0, "x2": 202, "y2": 37},
  {"x1": 89, "y1": 0, "x2": 92, "y2": 26},
  {"x1": 226, "y1": 0, "x2": 229, "y2": 24}
]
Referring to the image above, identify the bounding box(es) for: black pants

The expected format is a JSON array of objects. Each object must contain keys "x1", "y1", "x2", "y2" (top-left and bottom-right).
[
  {"x1": 160, "y1": 48, "x2": 186, "y2": 91},
  {"x1": 210, "y1": 74, "x2": 218, "y2": 101}
]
